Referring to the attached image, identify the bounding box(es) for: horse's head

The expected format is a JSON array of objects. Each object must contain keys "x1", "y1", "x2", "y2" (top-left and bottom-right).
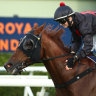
[
  {"x1": 4, "y1": 23, "x2": 65, "y2": 75},
  {"x1": 4, "y1": 24, "x2": 45, "y2": 74}
]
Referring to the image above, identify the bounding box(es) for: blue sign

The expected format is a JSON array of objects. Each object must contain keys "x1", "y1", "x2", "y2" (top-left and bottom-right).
[{"x1": 0, "y1": 17, "x2": 71, "y2": 52}]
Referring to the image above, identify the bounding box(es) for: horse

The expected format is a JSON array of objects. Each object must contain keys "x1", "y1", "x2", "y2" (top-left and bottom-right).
[{"x1": 4, "y1": 24, "x2": 96, "y2": 96}]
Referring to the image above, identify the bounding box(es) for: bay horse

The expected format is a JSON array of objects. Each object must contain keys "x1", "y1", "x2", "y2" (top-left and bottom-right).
[{"x1": 4, "y1": 24, "x2": 96, "y2": 96}]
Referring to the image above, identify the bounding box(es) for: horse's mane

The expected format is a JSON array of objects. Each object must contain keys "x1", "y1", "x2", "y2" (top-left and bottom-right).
[
  {"x1": 33, "y1": 23, "x2": 70, "y2": 53},
  {"x1": 43, "y1": 24, "x2": 70, "y2": 53}
]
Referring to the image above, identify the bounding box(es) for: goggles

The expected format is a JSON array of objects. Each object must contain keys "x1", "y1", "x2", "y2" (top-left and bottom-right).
[{"x1": 55, "y1": 19, "x2": 66, "y2": 24}]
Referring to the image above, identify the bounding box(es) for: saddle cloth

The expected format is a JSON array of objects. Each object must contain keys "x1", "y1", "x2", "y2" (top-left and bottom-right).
[{"x1": 87, "y1": 56, "x2": 96, "y2": 63}]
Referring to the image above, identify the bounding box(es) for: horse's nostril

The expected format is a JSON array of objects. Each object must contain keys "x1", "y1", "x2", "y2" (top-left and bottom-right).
[
  {"x1": 4, "y1": 63, "x2": 13, "y2": 69},
  {"x1": 7, "y1": 64, "x2": 11, "y2": 68}
]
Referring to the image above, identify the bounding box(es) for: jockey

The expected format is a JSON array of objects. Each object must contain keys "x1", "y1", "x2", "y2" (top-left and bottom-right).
[{"x1": 54, "y1": 2, "x2": 96, "y2": 70}]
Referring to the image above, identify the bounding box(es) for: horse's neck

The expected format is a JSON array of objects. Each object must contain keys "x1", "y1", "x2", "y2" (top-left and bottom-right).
[
  {"x1": 41, "y1": 31, "x2": 96, "y2": 96},
  {"x1": 42, "y1": 34, "x2": 74, "y2": 84}
]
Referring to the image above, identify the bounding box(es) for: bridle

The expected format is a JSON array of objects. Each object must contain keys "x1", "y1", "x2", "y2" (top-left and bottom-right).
[
  {"x1": 13, "y1": 30, "x2": 71, "y2": 74},
  {"x1": 17, "y1": 30, "x2": 71, "y2": 67},
  {"x1": 15, "y1": 30, "x2": 96, "y2": 88}
]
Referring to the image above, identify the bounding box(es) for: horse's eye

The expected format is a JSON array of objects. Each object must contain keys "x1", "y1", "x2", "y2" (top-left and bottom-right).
[{"x1": 23, "y1": 39, "x2": 34, "y2": 51}]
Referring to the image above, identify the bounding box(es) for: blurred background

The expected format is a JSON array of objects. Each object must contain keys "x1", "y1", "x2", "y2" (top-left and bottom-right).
[
  {"x1": 0, "y1": 0, "x2": 96, "y2": 96},
  {"x1": 0, "y1": 0, "x2": 96, "y2": 17}
]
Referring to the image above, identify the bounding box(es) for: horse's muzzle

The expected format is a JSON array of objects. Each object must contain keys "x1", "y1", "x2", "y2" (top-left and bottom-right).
[
  {"x1": 4, "y1": 63, "x2": 23, "y2": 75},
  {"x1": 4, "y1": 63, "x2": 12, "y2": 72}
]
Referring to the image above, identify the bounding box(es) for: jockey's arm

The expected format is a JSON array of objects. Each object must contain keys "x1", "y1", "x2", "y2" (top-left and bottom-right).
[
  {"x1": 76, "y1": 34, "x2": 93, "y2": 59},
  {"x1": 71, "y1": 31, "x2": 82, "y2": 53}
]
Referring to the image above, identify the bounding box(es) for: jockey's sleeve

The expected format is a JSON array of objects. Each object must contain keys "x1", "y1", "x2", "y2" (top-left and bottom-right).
[
  {"x1": 75, "y1": 13, "x2": 93, "y2": 59},
  {"x1": 71, "y1": 30, "x2": 82, "y2": 52},
  {"x1": 71, "y1": 40, "x2": 82, "y2": 53},
  {"x1": 76, "y1": 34, "x2": 93, "y2": 59}
]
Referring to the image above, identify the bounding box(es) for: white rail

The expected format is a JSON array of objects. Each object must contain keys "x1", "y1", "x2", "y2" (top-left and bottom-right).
[
  {"x1": 0, "y1": 75, "x2": 54, "y2": 87},
  {"x1": 0, "y1": 66, "x2": 54, "y2": 96}
]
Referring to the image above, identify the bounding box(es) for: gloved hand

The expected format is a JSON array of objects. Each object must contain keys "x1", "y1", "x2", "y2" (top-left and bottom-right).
[
  {"x1": 70, "y1": 51, "x2": 75, "y2": 55},
  {"x1": 65, "y1": 55, "x2": 78, "y2": 69}
]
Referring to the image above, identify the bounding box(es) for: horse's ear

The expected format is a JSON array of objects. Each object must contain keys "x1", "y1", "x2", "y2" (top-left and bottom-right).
[
  {"x1": 55, "y1": 28, "x2": 65, "y2": 37},
  {"x1": 37, "y1": 23, "x2": 45, "y2": 32},
  {"x1": 33, "y1": 23, "x2": 38, "y2": 29},
  {"x1": 34, "y1": 23, "x2": 45, "y2": 35}
]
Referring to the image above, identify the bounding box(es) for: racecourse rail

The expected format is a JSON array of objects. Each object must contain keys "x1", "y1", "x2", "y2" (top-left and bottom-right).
[{"x1": 0, "y1": 66, "x2": 54, "y2": 96}]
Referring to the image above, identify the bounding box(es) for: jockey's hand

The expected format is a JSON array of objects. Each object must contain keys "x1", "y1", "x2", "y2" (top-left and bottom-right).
[
  {"x1": 70, "y1": 51, "x2": 75, "y2": 55},
  {"x1": 65, "y1": 55, "x2": 78, "y2": 70}
]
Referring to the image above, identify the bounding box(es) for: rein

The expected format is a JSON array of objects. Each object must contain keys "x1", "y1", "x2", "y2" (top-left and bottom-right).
[
  {"x1": 27, "y1": 53, "x2": 71, "y2": 65},
  {"x1": 43, "y1": 53, "x2": 71, "y2": 61}
]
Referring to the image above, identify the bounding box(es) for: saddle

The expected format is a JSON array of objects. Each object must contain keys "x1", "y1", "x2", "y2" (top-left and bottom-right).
[{"x1": 87, "y1": 56, "x2": 96, "y2": 63}]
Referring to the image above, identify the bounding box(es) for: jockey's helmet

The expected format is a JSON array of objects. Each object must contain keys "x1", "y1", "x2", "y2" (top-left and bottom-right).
[{"x1": 54, "y1": 2, "x2": 75, "y2": 22}]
